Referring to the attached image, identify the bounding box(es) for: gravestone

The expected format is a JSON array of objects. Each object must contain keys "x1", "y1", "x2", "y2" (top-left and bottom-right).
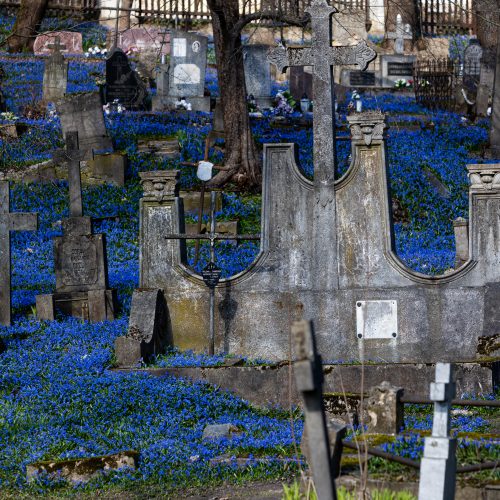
[
  {"x1": 36, "y1": 132, "x2": 116, "y2": 323},
  {"x1": 105, "y1": 48, "x2": 147, "y2": 109},
  {"x1": 243, "y1": 45, "x2": 272, "y2": 108},
  {"x1": 461, "y1": 39, "x2": 483, "y2": 105},
  {"x1": 56, "y1": 92, "x2": 113, "y2": 160},
  {"x1": 486, "y1": 33, "x2": 500, "y2": 158},
  {"x1": 289, "y1": 65, "x2": 313, "y2": 101},
  {"x1": 42, "y1": 36, "x2": 68, "y2": 102},
  {"x1": 154, "y1": 30, "x2": 209, "y2": 112},
  {"x1": 418, "y1": 363, "x2": 457, "y2": 500},
  {"x1": 348, "y1": 70, "x2": 377, "y2": 87},
  {"x1": 380, "y1": 55, "x2": 415, "y2": 87},
  {"x1": 0, "y1": 182, "x2": 38, "y2": 326},
  {"x1": 387, "y1": 14, "x2": 412, "y2": 55},
  {"x1": 114, "y1": 289, "x2": 169, "y2": 367},
  {"x1": 118, "y1": 28, "x2": 169, "y2": 55},
  {"x1": 34, "y1": 32, "x2": 83, "y2": 55}
]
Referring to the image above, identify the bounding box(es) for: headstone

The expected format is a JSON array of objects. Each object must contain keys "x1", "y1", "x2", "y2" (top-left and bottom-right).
[
  {"x1": 34, "y1": 32, "x2": 83, "y2": 55},
  {"x1": 380, "y1": 55, "x2": 416, "y2": 87},
  {"x1": 114, "y1": 289, "x2": 168, "y2": 367},
  {"x1": 56, "y1": 93, "x2": 113, "y2": 160},
  {"x1": 418, "y1": 363, "x2": 457, "y2": 500},
  {"x1": 202, "y1": 423, "x2": 239, "y2": 440},
  {"x1": 292, "y1": 320, "x2": 341, "y2": 500},
  {"x1": 387, "y1": 14, "x2": 412, "y2": 55},
  {"x1": 362, "y1": 381, "x2": 404, "y2": 434},
  {"x1": 243, "y1": 45, "x2": 272, "y2": 107},
  {"x1": 118, "y1": 28, "x2": 169, "y2": 55},
  {"x1": 0, "y1": 182, "x2": 38, "y2": 326},
  {"x1": 105, "y1": 48, "x2": 147, "y2": 109},
  {"x1": 348, "y1": 70, "x2": 376, "y2": 87},
  {"x1": 86, "y1": 152, "x2": 126, "y2": 186},
  {"x1": 42, "y1": 36, "x2": 68, "y2": 102},
  {"x1": 486, "y1": 33, "x2": 500, "y2": 158},
  {"x1": 155, "y1": 30, "x2": 209, "y2": 112},
  {"x1": 36, "y1": 132, "x2": 116, "y2": 323},
  {"x1": 289, "y1": 65, "x2": 313, "y2": 101}
]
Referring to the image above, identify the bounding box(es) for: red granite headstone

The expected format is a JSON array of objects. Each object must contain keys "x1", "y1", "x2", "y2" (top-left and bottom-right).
[{"x1": 34, "y1": 32, "x2": 83, "y2": 55}]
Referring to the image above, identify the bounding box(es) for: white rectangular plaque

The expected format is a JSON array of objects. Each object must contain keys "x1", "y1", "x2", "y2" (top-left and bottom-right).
[
  {"x1": 172, "y1": 38, "x2": 187, "y2": 57},
  {"x1": 356, "y1": 300, "x2": 398, "y2": 339}
]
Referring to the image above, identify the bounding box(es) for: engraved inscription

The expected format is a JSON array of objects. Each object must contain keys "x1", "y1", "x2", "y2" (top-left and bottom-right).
[{"x1": 62, "y1": 238, "x2": 98, "y2": 286}]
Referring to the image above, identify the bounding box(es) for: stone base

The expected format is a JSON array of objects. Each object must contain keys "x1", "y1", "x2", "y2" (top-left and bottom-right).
[
  {"x1": 152, "y1": 95, "x2": 211, "y2": 112},
  {"x1": 36, "y1": 289, "x2": 117, "y2": 322},
  {"x1": 86, "y1": 152, "x2": 126, "y2": 186}
]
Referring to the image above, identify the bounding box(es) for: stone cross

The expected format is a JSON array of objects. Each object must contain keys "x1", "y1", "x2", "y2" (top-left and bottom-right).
[
  {"x1": 52, "y1": 132, "x2": 87, "y2": 218},
  {"x1": 0, "y1": 182, "x2": 38, "y2": 326},
  {"x1": 387, "y1": 14, "x2": 412, "y2": 55},
  {"x1": 418, "y1": 363, "x2": 457, "y2": 500},
  {"x1": 291, "y1": 319, "x2": 338, "y2": 500},
  {"x1": 268, "y1": 0, "x2": 376, "y2": 185},
  {"x1": 47, "y1": 36, "x2": 66, "y2": 63}
]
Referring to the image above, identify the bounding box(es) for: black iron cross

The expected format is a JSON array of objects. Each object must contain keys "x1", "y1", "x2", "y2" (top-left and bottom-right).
[
  {"x1": 0, "y1": 182, "x2": 38, "y2": 326},
  {"x1": 52, "y1": 131, "x2": 88, "y2": 218},
  {"x1": 267, "y1": 0, "x2": 376, "y2": 185}
]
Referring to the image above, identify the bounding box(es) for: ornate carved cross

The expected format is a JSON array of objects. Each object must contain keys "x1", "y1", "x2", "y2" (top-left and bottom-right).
[{"x1": 267, "y1": 0, "x2": 376, "y2": 185}]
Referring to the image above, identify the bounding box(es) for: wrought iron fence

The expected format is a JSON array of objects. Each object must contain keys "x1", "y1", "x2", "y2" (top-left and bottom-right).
[
  {"x1": 413, "y1": 58, "x2": 459, "y2": 111},
  {"x1": 0, "y1": 0, "x2": 99, "y2": 19}
]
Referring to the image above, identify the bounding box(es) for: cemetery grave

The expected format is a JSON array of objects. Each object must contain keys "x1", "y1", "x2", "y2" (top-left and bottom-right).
[{"x1": 0, "y1": 5, "x2": 498, "y2": 499}]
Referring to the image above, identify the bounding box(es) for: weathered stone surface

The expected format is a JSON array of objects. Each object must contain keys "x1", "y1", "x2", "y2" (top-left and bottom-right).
[
  {"x1": 362, "y1": 381, "x2": 404, "y2": 434},
  {"x1": 487, "y1": 34, "x2": 500, "y2": 157},
  {"x1": 0, "y1": 124, "x2": 17, "y2": 139},
  {"x1": 289, "y1": 65, "x2": 313, "y2": 101},
  {"x1": 34, "y1": 32, "x2": 83, "y2": 55},
  {"x1": 86, "y1": 152, "x2": 126, "y2": 186},
  {"x1": 35, "y1": 294, "x2": 55, "y2": 321},
  {"x1": 137, "y1": 138, "x2": 179, "y2": 159},
  {"x1": 243, "y1": 45, "x2": 272, "y2": 101},
  {"x1": 56, "y1": 93, "x2": 113, "y2": 159},
  {"x1": 42, "y1": 37, "x2": 68, "y2": 102},
  {"x1": 26, "y1": 450, "x2": 138, "y2": 483},
  {"x1": 117, "y1": 28, "x2": 169, "y2": 55},
  {"x1": 453, "y1": 218, "x2": 469, "y2": 268},
  {"x1": 179, "y1": 190, "x2": 221, "y2": 216},
  {"x1": 202, "y1": 423, "x2": 239, "y2": 440},
  {"x1": 380, "y1": 54, "x2": 415, "y2": 87}
]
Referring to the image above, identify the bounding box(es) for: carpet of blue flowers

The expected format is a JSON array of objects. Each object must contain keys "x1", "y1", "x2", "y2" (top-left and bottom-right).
[{"x1": 0, "y1": 15, "x2": 498, "y2": 493}]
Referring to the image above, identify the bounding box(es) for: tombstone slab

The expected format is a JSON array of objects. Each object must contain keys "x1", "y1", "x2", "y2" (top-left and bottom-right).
[
  {"x1": 86, "y1": 152, "x2": 126, "y2": 186},
  {"x1": 42, "y1": 36, "x2": 68, "y2": 102},
  {"x1": 244, "y1": 45, "x2": 273, "y2": 107},
  {"x1": 380, "y1": 54, "x2": 416, "y2": 87},
  {"x1": 56, "y1": 93, "x2": 113, "y2": 160},
  {"x1": 118, "y1": 28, "x2": 169, "y2": 55},
  {"x1": 34, "y1": 32, "x2": 83, "y2": 55}
]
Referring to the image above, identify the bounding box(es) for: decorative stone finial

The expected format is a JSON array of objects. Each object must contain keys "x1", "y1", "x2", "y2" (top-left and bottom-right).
[
  {"x1": 467, "y1": 164, "x2": 500, "y2": 191},
  {"x1": 139, "y1": 171, "x2": 179, "y2": 202},
  {"x1": 347, "y1": 111, "x2": 386, "y2": 146}
]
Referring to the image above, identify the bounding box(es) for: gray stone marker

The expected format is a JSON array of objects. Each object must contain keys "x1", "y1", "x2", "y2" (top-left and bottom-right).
[
  {"x1": 243, "y1": 45, "x2": 272, "y2": 108},
  {"x1": 53, "y1": 132, "x2": 86, "y2": 217},
  {"x1": 418, "y1": 363, "x2": 457, "y2": 500},
  {"x1": 487, "y1": 33, "x2": 500, "y2": 158},
  {"x1": 56, "y1": 93, "x2": 113, "y2": 160},
  {"x1": 36, "y1": 132, "x2": 116, "y2": 323},
  {"x1": 292, "y1": 319, "x2": 342, "y2": 500},
  {"x1": 387, "y1": 14, "x2": 412, "y2": 55},
  {"x1": 114, "y1": 288, "x2": 168, "y2": 367},
  {"x1": 154, "y1": 30, "x2": 209, "y2": 112},
  {"x1": 0, "y1": 182, "x2": 38, "y2": 326},
  {"x1": 363, "y1": 381, "x2": 404, "y2": 434},
  {"x1": 42, "y1": 36, "x2": 68, "y2": 102}
]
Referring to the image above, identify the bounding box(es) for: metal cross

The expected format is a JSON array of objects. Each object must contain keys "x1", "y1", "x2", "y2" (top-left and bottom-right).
[
  {"x1": 0, "y1": 182, "x2": 38, "y2": 326},
  {"x1": 267, "y1": 0, "x2": 376, "y2": 185},
  {"x1": 52, "y1": 131, "x2": 88, "y2": 218},
  {"x1": 387, "y1": 14, "x2": 412, "y2": 55}
]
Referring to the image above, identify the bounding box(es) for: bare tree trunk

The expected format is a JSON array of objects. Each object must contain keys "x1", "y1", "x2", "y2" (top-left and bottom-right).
[
  {"x1": 206, "y1": 0, "x2": 261, "y2": 189},
  {"x1": 7, "y1": 0, "x2": 49, "y2": 53},
  {"x1": 118, "y1": 0, "x2": 134, "y2": 32}
]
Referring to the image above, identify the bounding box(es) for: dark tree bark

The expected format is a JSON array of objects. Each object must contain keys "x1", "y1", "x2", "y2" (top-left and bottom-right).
[
  {"x1": 7, "y1": 0, "x2": 49, "y2": 53},
  {"x1": 206, "y1": 0, "x2": 306, "y2": 188},
  {"x1": 118, "y1": 0, "x2": 134, "y2": 32}
]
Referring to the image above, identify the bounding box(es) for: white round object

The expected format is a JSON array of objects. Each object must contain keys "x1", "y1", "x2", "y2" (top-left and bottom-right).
[{"x1": 197, "y1": 161, "x2": 214, "y2": 181}]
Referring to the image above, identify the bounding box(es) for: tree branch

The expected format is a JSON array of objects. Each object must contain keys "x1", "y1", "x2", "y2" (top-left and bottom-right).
[{"x1": 231, "y1": 12, "x2": 309, "y2": 38}]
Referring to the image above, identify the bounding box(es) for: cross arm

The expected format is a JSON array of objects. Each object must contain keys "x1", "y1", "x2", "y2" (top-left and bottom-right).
[
  {"x1": 331, "y1": 41, "x2": 377, "y2": 71},
  {"x1": 267, "y1": 45, "x2": 312, "y2": 73},
  {"x1": 52, "y1": 149, "x2": 88, "y2": 163},
  {"x1": 0, "y1": 212, "x2": 38, "y2": 231}
]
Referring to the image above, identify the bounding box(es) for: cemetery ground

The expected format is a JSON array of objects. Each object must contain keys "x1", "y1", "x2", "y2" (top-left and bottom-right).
[{"x1": 0, "y1": 16, "x2": 499, "y2": 499}]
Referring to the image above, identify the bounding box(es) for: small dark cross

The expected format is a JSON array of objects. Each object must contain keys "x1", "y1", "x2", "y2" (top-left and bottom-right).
[
  {"x1": 0, "y1": 182, "x2": 38, "y2": 326},
  {"x1": 52, "y1": 131, "x2": 87, "y2": 218},
  {"x1": 47, "y1": 36, "x2": 66, "y2": 55},
  {"x1": 268, "y1": 0, "x2": 376, "y2": 185}
]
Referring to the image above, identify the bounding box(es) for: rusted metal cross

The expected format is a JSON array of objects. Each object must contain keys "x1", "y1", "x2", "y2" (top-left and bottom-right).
[
  {"x1": 267, "y1": 0, "x2": 376, "y2": 185},
  {"x1": 0, "y1": 182, "x2": 38, "y2": 326}
]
